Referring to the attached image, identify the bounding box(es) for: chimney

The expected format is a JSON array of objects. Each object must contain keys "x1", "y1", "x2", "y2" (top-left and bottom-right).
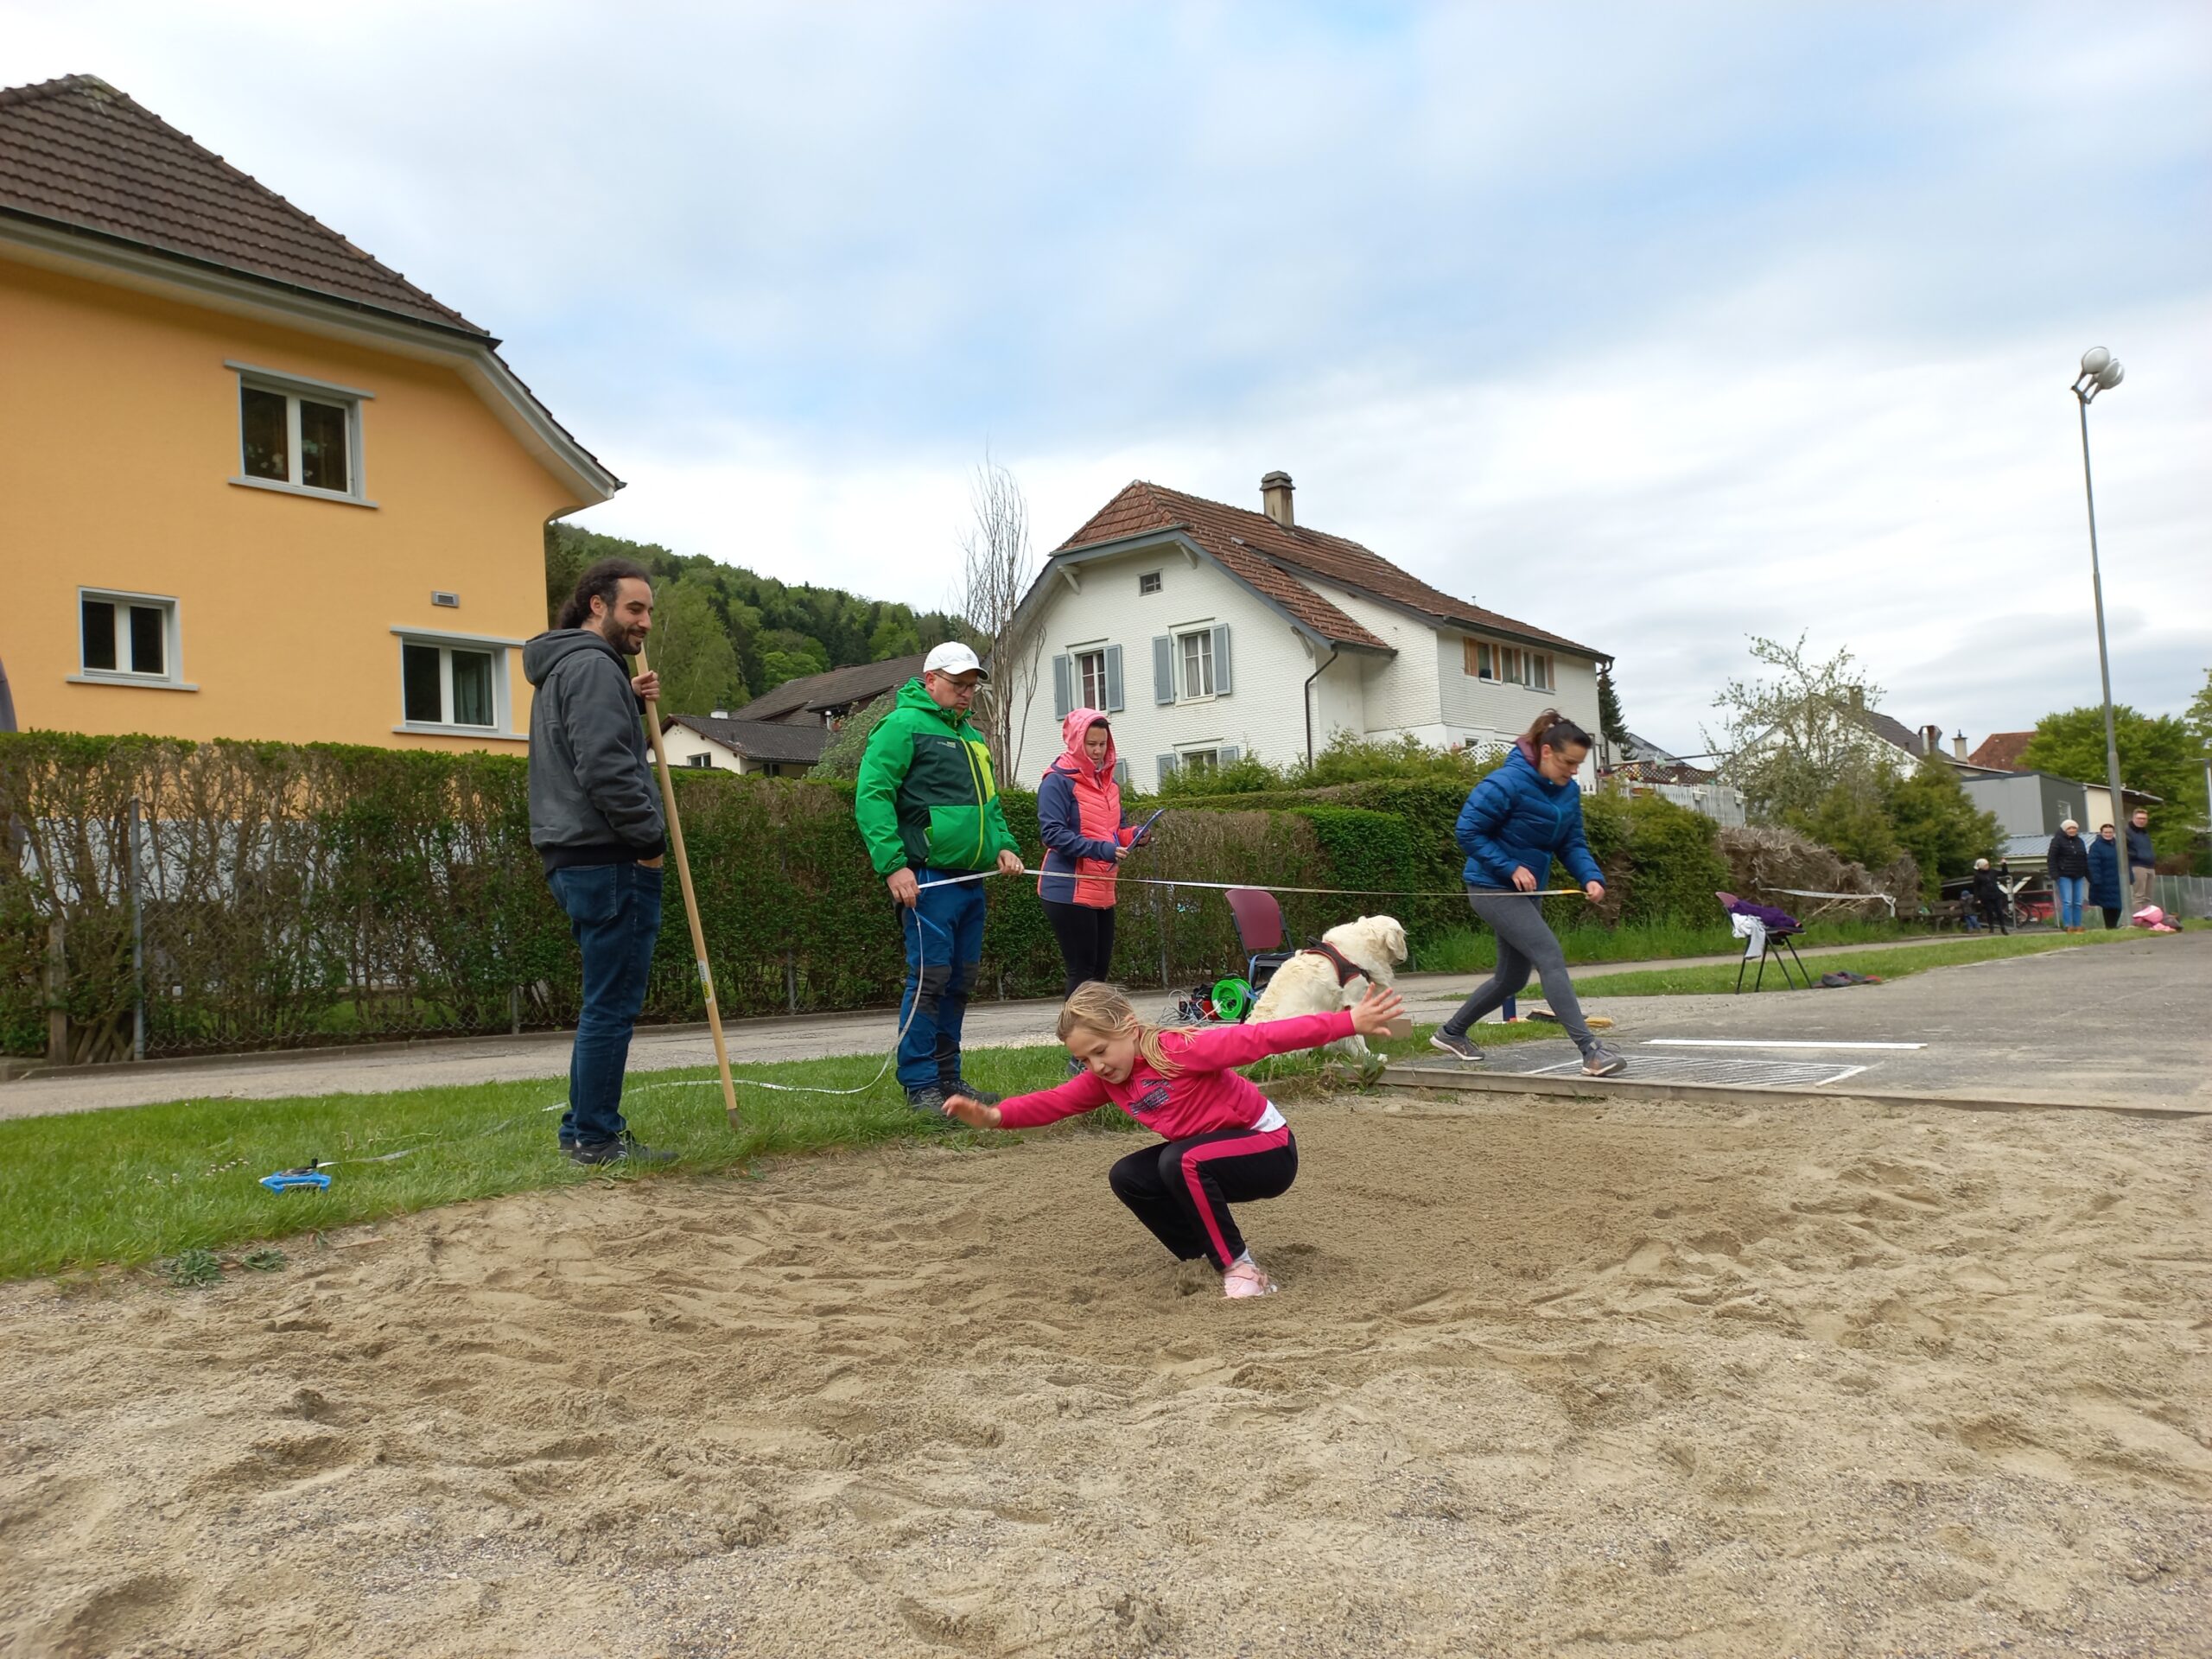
[
  {"x1": 1261, "y1": 470, "x2": 1294, "y2": 528},
  {"x1": 1921, "y1": 723, "x2": 1942, "y2": 757},
  {"x1": 1847, "y1": 685, "x2": 1864, "y2": 712},
  {"x1": 1953, "y1": 730, "x2": 1967, "y2": 761}
]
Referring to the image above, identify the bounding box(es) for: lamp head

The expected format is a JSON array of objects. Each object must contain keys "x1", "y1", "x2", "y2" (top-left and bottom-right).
[
  {"x1": 2080, "y1": 346, "x2": 2112, "y2": 377},
  {"x1": 2096, "y1": 359, "x2": 2125, "y2": 391}
]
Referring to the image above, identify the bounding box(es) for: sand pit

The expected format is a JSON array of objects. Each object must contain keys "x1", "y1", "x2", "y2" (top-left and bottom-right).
[{"x1": 2, "y1": 1092, "x2": 2207, "y2": 1657}]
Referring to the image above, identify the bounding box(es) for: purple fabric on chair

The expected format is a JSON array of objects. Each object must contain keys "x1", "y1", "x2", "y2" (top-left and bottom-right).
[{"x1": 1723, "y1": 896, "x2": 1802, "y2": 932}]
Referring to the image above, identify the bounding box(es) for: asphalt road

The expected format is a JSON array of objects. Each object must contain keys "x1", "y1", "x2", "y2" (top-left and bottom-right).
[{"x1": 3, "y1": 930, "x2": 2201, "y2": 1120}]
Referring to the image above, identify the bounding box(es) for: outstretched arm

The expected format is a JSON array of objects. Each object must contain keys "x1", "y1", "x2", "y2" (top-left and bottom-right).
[
  {"x1": 960, "y1": 1070, "x2": 1112, "y2": 1130},
  {"x1": 1176, "y1": 984, "x2": 1407, "y2": 1070}
]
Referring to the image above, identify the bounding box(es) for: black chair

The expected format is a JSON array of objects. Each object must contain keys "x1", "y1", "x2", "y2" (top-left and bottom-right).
[{"x1": 1718, "y1": 891, "x2": 1809, "y2": 992}]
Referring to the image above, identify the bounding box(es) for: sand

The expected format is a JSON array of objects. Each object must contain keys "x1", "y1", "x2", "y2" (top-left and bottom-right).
[{"x1": 1, "y1": 1091, "x2": 2207, "y2": 1658}]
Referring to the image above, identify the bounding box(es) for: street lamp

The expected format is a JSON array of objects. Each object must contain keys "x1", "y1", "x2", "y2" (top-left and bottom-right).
[{"x1": 2071, "y1": 347, "x2": 2128, "y2": 898}]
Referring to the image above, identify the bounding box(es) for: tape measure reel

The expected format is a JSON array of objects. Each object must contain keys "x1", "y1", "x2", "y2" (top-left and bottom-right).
[{"x1": 1209, "y1": 976, "x2": 1256, "y2": 1023}]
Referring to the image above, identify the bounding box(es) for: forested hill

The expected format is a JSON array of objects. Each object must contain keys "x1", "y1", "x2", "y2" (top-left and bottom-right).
[{"x1": 544, "y1": 524, "x2": 981, "y2": 714}]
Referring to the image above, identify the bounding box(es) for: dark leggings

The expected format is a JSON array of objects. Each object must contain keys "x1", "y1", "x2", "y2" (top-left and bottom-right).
[
  {"x1": 2101, "y1": 906, "x2": 2121, "y2": 930},
  {"x1": 1041, "y1": 899, "x2": 1116, "y2": 995},
  {"x1": 1440, "y1": 891, "x2": 1596, "y2": 1054},
  {"x1": 1108, "y1": 1127, "x2": 1297, "y2": 1270}
]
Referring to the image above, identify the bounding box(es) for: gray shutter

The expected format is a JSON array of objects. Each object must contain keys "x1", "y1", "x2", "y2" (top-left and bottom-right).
[
  {"x1": 1113, "y1": 759, "x2": 1130, "y2": 789},
  {"x1": 1153, "y1": 635, "x2": 1175, "y2": 704},
  {"x1": 1219, "y1": 745, "x2": 1242, "y2": 767},
  {"x1": 1103, "y1": 644, "x2": 1124, "y2": 712},
  {"x1": 1052, "y1": 653, "x2": 1072, "y2": 720},
  {"x1": 1156, "y1": 753, "x2": 1179, "y2": 787},
  {"x1": 1211, "y1": 624, "x2": 1233, "y2": 696}
]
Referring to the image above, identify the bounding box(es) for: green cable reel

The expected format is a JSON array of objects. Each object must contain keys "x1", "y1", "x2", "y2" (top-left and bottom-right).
[{"x1": 1210, "y1": 976, "x2": 1255, "y2": 1022}]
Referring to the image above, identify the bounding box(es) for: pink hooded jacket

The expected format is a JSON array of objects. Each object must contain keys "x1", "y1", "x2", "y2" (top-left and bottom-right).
[{"x1": 1036, "y1": 707, "x2": 1135, "y2": 908}]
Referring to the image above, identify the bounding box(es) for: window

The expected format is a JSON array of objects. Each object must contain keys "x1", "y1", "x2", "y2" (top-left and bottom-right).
[
  {"x1": 231, "y1": 364, "x2": 372, "y2": 502},
  {"x1": 78, "y1": 589, "x2": 183, "y2": 685},
  {"x1": 398, "y1": 638, "x2": 502, "y2": 729},
  {"x1": 1179, "y1": 629, "x2": 1215, "y2": 699},
  {"x1": 1181, "y1": 748, "x2": 1218, "y2": 775},
  {"x1": 1528, "y1": 652, "x2": 1553, "y2": 691},
  {"x1": 1465, "y1": 639, "x2": 1494, "y2": 680},
  {"x1": 686, "y1": 753, "x2": 715, "y2": 769},
  {"x1": 1077, "y1": 648, "x2": 1109, "y2": 710},
  {"x1": 1139, "y1": 571, "x2": 1162, "y2": 595}
]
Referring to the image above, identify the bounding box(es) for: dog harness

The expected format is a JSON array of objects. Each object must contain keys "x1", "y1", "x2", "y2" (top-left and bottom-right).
[{"x1": 1299, "y1": 940, "x2": 1367, "y2": 987}]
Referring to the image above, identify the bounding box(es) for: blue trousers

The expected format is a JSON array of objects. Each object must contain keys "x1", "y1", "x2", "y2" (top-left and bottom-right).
[
  {"x1": 2055, "y1": 875, "x2": 2086, "y2": 929},
  {"x1": 548, "y1": 861, "x2": 664, "y2": 1146},
  {"x1": 896, "y1": 869, "x2": 988, "y2": 1091}
]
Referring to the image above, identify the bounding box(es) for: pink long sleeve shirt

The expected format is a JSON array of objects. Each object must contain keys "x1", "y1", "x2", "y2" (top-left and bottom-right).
[{"x1": 995, "y1": 1010, "x2": 1356, "y2": 1141}]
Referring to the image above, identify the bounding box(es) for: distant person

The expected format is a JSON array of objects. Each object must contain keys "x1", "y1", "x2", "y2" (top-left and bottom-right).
[
  {"x1": 1429, "y1": 709, "x2": 1626, "y2": 1077},
  {"x1": 524, "y1": 556, "x2": 677, "y2": 1167},
  {"x1": 1969, "y1": 858, "x2": 2009, "y2": 934},
  {"x1": 855, "y1": 643, "x2": 1026, "y2": 1116},
  {"x1": 2126, "y1": 808, "x2": 2157, "y2": 908},
  {"x1": 2088, "y1": 823, "x2": 2124, "y2": 930},
  {"x1": 2046, "y1": 819, "x2": 2090, "y2": 933},
  {"x1": 1037, "y1": 709, "x2": 1144, "y2": 1001}
]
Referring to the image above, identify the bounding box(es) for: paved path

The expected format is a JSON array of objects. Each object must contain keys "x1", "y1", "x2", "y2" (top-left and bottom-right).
[{"x1": 0, "y1": 929, "x2": 2184, "y2": 1120}]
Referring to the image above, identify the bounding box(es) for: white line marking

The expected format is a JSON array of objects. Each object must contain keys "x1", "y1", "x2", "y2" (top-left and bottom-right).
[{"x1": 1643, "y1": 1039, "x2": 1926, "y2": 1051}]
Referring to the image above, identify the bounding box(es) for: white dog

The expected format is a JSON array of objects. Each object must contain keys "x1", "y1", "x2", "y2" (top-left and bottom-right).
[{"x1": 1245, "y1": 913, "x2": 1408, "y2": 1060}]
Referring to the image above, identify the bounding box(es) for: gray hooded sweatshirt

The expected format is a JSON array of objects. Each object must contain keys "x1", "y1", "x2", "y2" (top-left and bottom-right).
[{"x1": 523, "y1": 629, "x2": 665, "y2": 871}]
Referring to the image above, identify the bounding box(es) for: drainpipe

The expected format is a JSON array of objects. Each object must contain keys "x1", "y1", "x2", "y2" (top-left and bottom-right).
[{"x1": 1304, "y1": 645, "x2": 1340, "y2": 765}]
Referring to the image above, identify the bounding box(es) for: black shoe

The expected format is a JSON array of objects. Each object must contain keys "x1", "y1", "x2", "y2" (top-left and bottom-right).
[
  {"x1": 1427, "y1": 1031, "x2": 1483, "y2": 1062},
  {"x1": 569, "y1": 1133, "x2": 677, "y2": 1166},
  {"x1": 904, "y1": 1085, "x2": 950, "y2": 1116},
  {"x1": 943, "y1": 1078, "x2": 1003, "y2": 1106}
]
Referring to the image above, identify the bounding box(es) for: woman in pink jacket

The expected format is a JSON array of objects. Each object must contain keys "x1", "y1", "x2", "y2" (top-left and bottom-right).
[
  {"x1": 1036, "y1": 708, "x2": 1141, "y2": 995},
  {"x1": 944, "y1": 979, "x2": 1408, "y2": 1297}
]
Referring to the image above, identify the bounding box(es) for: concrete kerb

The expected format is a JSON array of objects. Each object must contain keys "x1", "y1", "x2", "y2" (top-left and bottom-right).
[{"x1": 1376, "y1": 1063, "x2": 2212, "y2": 1122}]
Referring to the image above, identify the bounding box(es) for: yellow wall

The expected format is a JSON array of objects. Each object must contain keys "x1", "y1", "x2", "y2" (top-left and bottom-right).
[{"x1": 0, "y1": 256, "x2": 586, "y2": 749}]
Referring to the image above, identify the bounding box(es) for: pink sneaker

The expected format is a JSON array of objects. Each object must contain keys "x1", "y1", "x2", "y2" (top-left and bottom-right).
[{"x1": 1221, "y1": 1260, "x2": 1277, "y2": 1299}]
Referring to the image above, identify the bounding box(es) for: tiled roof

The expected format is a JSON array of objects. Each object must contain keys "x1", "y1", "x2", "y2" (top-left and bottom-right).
[
  {"x1": 730, "y1": 653, "x2": 925, "y2": 723},
  {"x1": 0, "y1": 74, "x2": 484, "y2": 334},
  {"x1": 667, "y1": 715, "x2": 830, "y2": 766},
  {"x1": 1058, "y1": 480, "x2": 1605, "y2": 658},
  {"x1": 1863, "y1": 711, "x2": 1927, "y2": 755},
  {"x1": 1967, "y1": 731, "x2": 2034, "y2": 772}
]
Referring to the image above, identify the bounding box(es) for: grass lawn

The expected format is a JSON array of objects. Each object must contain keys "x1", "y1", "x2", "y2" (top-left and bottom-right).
[
  {"x1": 1583, "y1": 925, "x2": 2163, "y2": 998},
  {"x1": 0, "y1": 1020, "x2": 1546, "y2": 1283}
]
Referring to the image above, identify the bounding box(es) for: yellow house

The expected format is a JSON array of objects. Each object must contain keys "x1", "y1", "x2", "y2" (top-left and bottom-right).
[{"x1": 0, "y1": 75, "x2": 620, "y2": 749}]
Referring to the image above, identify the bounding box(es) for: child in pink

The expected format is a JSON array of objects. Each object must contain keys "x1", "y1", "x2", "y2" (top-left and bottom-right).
[{"x1": 944, "y1": 979, "x2": 1407, "y2": 1296}]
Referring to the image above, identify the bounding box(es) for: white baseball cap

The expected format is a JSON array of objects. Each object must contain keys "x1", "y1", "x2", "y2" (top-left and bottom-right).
[{"x1": 923, "y1": 642, "x2": 988, "y2": 679}]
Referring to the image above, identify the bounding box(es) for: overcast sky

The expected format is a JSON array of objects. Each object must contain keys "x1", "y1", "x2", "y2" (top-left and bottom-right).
[{"x1": 11, "y1": 1, "x2": 2208, "y2": 753}]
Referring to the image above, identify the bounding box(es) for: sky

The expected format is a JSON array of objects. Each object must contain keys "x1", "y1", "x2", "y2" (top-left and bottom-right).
[{"x1": 10, "y1": 1, "x2": 2209, "y2": 753}]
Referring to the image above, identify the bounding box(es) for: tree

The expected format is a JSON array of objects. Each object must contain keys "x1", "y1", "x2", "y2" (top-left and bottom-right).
[
  {"x1": 2187, "y1": 665, "x2": 2212, "y2": 751},
  {"x1": 1707, "y1": 634, "x2": 1895, "y2": 827},
  {"x1": 1882, "y1": 757, "x2": 2001, "y2": 896},
  {"x1": 808, "y1": 692, "x2": 896, "y2": 781},
  {"x1": 868, "y1": 613, "x2": 922, "y2": 660},
  {"x1": 2019, "y1": 703, "x2": 2207, "y2": 859},
  {"x1": 1595, "y1": 666, "x2": 1628, "y2": 763},
  {"x1": 645, "y1": 575, "x2": 747, "y2": 715},
  {"x1": 958, "y1": 454, "x2": 1045, "y2": 783}
]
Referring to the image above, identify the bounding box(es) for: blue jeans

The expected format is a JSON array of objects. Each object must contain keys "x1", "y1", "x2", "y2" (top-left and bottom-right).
[
  {"x1": 548, "y1": 861, "x2": 664, "y2": 1146},
  {"x1": 2055, "y1": 874, "x2": 2086, "y2": 929},
  {"x1": 896, "y1": 870, "x2": 988, "y2": 1092}
]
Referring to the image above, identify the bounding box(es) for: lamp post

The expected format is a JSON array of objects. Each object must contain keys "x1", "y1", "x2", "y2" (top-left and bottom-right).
[{"x1": 2071, "y1": 346, "x2": 2128, "y2": 881}]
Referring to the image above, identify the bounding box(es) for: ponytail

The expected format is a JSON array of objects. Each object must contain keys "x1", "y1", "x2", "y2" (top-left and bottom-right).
[{"x1": 1521, "y1": 708, "x2": 1592, "y2": 754}]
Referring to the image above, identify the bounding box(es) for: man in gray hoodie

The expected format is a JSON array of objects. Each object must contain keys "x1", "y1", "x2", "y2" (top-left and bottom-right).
[{"x1": 524, "y1": 556, "x2": 677, "y2": 1166}]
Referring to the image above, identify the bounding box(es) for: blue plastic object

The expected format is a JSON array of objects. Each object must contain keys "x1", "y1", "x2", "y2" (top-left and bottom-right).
[{"x1": 260, "y1": 1168, "x2": 332, "y2": 1193}]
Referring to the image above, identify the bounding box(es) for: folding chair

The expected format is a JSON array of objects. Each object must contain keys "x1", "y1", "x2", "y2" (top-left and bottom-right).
[
  {"x1": 1718, "y1": 891, "x2": 1810, "y2": 992},
  {"x1": 1224, "y1": 887, "x2": 1297, "y2": 995}
]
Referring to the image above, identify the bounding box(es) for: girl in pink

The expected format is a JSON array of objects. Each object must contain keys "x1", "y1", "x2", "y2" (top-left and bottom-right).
[{"x1": 943, "y1": 979, "x2": 1408, "y2": 1297}]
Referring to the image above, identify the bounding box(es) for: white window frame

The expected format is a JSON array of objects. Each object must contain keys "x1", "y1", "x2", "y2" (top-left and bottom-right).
[
  {"x1": 70, "y1": 587, "x2": 196, "y2": 690},
  {"x1": 1139, "y1": 570, "x2": 1162, "y2": 595},
  {"x1": 391, "y1": 627, "x2": 524, "y2": 741},
  {"x1": 1177, "y1": 626, "x2": 1216, "y2": 702},
  {"x1": 229, "y1": 361, "x2": 377, "y2": 507},
  {"x1": 1528, "y1": 652, "x2": 1553, "y2": 691},
  {"x1": 1075, "y1": 646, "x2": 1110, "y2": 710},
  {"x1": 1179, "y1": 747, "x2": 1220, "y2": 775}
]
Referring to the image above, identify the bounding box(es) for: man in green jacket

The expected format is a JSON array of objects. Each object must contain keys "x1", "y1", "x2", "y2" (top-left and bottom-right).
[{"x1": 855, "y1": 642, "x2": 1025, "y2": 1111}]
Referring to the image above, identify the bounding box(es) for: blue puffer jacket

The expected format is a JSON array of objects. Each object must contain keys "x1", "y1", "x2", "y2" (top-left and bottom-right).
[
  {"x1": 1455, "y1": 740, "x2": 1604, "y2": 892},
  {"x1": 2088, "y1": 836, "x2": 2122, "y2": 910}
]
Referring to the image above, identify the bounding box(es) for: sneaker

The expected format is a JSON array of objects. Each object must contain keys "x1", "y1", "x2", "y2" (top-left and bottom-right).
[
  {"x1": 569, "y1": 1133, "x2": 677, "y2": 1166},
  {"x1": 942, "y1": 1078, "x2": 1003, "y2": 1106},
  {"x1": 904, "y1": 1084, "x2": 950, "y2": 1116},
  {"x1": 1580, "y1": 1045, "x2": 1628, "y2": 1078},
  {"x1": 1428, "y1": 1030, "x2": 1483, "y2": 1063},
  {"x1": 1222, "y1": 1260, "x2": 1277, "y2": 1299}
]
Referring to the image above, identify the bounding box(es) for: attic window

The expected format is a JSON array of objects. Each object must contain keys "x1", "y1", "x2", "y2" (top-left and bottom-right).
[{"x1": 1139, "y1": 571, "x2": 1162, "y2": 595}]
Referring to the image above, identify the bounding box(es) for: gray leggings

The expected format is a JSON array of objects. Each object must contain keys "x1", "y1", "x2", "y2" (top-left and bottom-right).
[{"x1": 1440, "y1": 892, "x2": 1595, "y2": 1053}]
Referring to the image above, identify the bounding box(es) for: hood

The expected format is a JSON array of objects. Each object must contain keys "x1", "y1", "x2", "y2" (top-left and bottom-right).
[
  {"x1": 524, "y1": 627, "x2": 626, "y2": 687},
  {"x1": 1056, "y1": 708, "x2": 1118, "y2": 779}
]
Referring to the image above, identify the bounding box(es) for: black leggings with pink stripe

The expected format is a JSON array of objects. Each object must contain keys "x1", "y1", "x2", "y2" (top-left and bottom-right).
[{"x1": 1107, "y1": 1126, "x2": 1298, "y2": 1271}]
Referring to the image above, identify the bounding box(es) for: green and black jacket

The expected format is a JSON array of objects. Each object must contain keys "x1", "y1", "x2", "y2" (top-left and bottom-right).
[{"x1": 854, "y1": 678, "x2": 1019, "y2": 875}]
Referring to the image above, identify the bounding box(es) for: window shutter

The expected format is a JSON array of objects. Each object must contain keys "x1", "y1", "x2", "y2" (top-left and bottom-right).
[
  {"x1": 1156, "y1": 753, "x2": 1179, "y2": 786},
  {"x1": 1219, "y1": 745, "x2": 1242, "y2": 767},
  {"x1": 1114, "y1": 759, "x2": 1130, "y2": 788},
  {"x1": 1052, "y1": 653, "x2": 1072, "y2": 720},
  {"x1": 1211, "y1": 625, "x2": 1233, "y2": 696},
  {"x1": 1153, "y1": 636, "x2": 1175, "y2": 704},
  {"x1": 1104, "y1": 644, "x2": 1124, "y2": 712}
]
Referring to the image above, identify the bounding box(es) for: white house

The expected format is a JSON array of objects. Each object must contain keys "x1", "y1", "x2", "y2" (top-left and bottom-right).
[
  {"x1": 660, "y1": 713, "x2": 826, "y2": 778},
  {"x1": 1007, "y1": 473, "x2": 1610, "y2": 791}
]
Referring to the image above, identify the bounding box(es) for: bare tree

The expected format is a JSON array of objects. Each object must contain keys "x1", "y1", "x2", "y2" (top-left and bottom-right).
[
  {"x1": 1703, "y1": 632, "x2": 1893, "y2": 824},
  {"x1": 958, "y1": 454, "x2": 1046, "y2": 783}
]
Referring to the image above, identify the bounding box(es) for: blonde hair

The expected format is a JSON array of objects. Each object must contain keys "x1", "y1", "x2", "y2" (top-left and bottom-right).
[{"x1": 1057, "y1": 981, "x2": 1183, "y2": 1077}]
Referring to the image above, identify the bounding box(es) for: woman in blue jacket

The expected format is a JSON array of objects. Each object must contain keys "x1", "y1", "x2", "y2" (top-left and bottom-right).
[
  {"x1": 1429, "y1": 709, "x2": 1626, "y2": 1076},
  {"x1": 2088, "y1": 823, "x2": 2124, "y2": 930}
]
